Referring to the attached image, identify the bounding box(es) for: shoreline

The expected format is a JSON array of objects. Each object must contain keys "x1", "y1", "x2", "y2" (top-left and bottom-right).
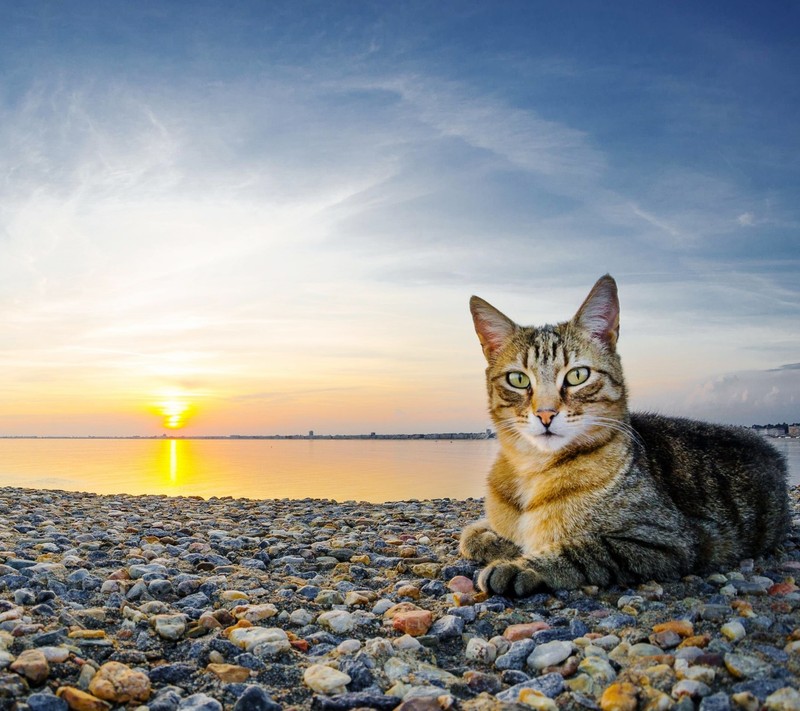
[{"x1": 0, "y1": 486, "x2": 798, "y2": 710}]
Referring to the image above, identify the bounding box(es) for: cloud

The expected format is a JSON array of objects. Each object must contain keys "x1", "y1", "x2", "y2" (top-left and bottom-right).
[{"x1": 646, "y1": 364, "x2": 800, "y2": 425}]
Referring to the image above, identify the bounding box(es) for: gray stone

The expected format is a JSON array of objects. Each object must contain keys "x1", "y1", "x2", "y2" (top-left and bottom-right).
[
  {"x1": 428, "y1": 614, "x2": 464, "y2": 639},
  {"x1": 699, "y1": 692, "x2": 731, "y2": 711},
  {"x1": 496, "y1": 672, "x2": 566, "y2": 702},
  {"x1": 233, "y1": 685, "x2": 281, "y2": 711},
  {"x1": 178, "y1": 693, "x2": 223, "y2": 711},
  {"x1": 597, "y1": 613, "x2": 636, "y2": 630},
  {"x1": 27, "y1": 693, "x2": 69, "y2": 711},
  {"x1": 527, "y1": 640, "x2": 573, "y2": 670},
  {"x1": 495, "y1": 639, "x2": 536, "y2": 671}
]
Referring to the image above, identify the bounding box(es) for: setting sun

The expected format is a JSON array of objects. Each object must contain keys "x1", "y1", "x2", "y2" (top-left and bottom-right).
[{"x1": 158, "y1": 398, "x2": 191, "y2": 430}]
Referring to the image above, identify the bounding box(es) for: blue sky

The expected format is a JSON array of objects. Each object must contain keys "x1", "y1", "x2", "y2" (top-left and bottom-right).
[{"x1": 0, "y1": 1, "x2": 798, "y2": 435}]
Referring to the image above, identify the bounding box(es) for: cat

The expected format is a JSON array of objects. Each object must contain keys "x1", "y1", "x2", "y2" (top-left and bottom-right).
[{"x1": 460, "y1": 274, "x2": 790, "y2": 597}]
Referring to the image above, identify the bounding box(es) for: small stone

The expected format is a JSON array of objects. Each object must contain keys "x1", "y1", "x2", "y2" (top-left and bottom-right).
[
  {"x1": 650, "y1": 630, "x2": 682, "y2": 649},
  {"x1": 578, "y1": 656, "x2": 617, "y2": 685},
  {"x1": 10, "y1": 648, "x2": 50, "y2": 684},
  {"x1": 410, "y1": 563, "x2": 441, "y2": 578},
  {"x1": 731, "y1": 692, "x2": 760, "y2": 711},
  {"x1": 495, "y1": 639, "x2": 536, "y2": 671},
  {"x1": 290, "y1": 609, "x2": 314, "y2": 626},
  {"x1": 721, "y1": 621, "x2": 747, "y2": 643},
  {"x1": 177, "y1": 693, "x2": 223, "y2": 710},
  {"x1": 527, "y1": 640, "x2": 574, "y2": 671},
  {"x1": 39, "y1": 647, "x2": 71, "y2": 664},
  {"x1": 345, "y1": 591, "x2": 371, "y2": 607},
  {"x1": 232, "y1": 685, "x2": 281, "y2": 711},
  {"x1": 496, "y1": 672, "x2": 566, "y2": 702},
  {"x1": 56, "y1": 687, "x2": 112, "y2": 711},
  {"x1": 638, "y1": 686, "x2": 672, "y2": 711},
  {"x1": 318, "y1": 610, "x2": 357, "y2": 634},
  {"x1": 27, "y1": 693, "x2": 69, "y2": 711},
  {"x1": 724, "y1": 652, "x2": 771, "y2": 679},
  {"x1": 673, "y1": 680, "x2": 712, "y2": 700},
  {"x1": 235, "y1": 603, "x2": 278, "y2": 622},
  {"x1": 684, "y1": 665, "x2": 716, "y2": 684},
  {"x1": 653, "y1": 620, "x2": 694, "y2": 637},
  {"x1": 391, "y1": 610, "x2": 433, "y2": 637},
  {"x1": 394, "y1": 634, "x2": 423, "y2": 652},
  {"x1": 304, "y1": 664, "x2": 351, "y2": 694},
  {"x1": 428, "y1": 614, "x2": 464, "y2": 639},
  {"x1": 519, "y1": 688, "x2": 558, "y2": 710},
  {"x1": 227, "y1": 627, "x2": 290, "y2": 655},
  {"x1": 396, "y1": 585, "x2": 421, "y2": 599},
  {"x1": 764, "y1": 687, "x2": 800, "y2": 711},
  {"x1": 448, "y1": 576, "x2": 474, "y2": 593},
  {"x1": 464, "y1": 670, "x2": 502, "y2": 694},
  {"x1": 503, "y1": 621, "x2": 550, "y2": 641},
  {"x1": 88, "y1": 661, "x2": 151, "y2": 704},
  {"x1": 699, "y1": 692, "x2": 731, "y2": 711},
  {"x1": 600, "y1": 682, "x2": 638, "y2": 711},
  {"x1": 335, "y1": 639, "x2": 362, "y2": 655},
  {"x1": 768, "y1": 582, "x2": 799, "y2": 596},
  {"x1": 628, "y1": 643, "x2": 665, "y2": 657},
  {"x1": 466, "y1": 637, "x2": 497, "y2": 664},
  {"x1": 701, "y1": 604, "x2": 730, "y2": 622},
  {"x1": 206, "y1": 663, "x2": 251, "y2": 683},
  {"x1": 152, "y1": 614, "x2": 187, "y2": 641},
  {"x1": 680, "y1": 634, "x2": 711, "y2": 649}
]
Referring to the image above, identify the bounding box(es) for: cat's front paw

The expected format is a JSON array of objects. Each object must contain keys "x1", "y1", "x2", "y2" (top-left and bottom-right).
[
  {"x1": 478, "y1": 558, "x2": 544, "y2": 598},
  {"x1": 460, "y1": 519, "x2": 522, "y2": 564}
]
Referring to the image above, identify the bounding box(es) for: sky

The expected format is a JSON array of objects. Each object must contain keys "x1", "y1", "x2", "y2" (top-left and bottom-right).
[{"x1": 0, "y1": 1, "x2": 798, "y2": 436}]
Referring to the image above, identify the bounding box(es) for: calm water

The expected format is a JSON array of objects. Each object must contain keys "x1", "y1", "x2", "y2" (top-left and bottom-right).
[{"x1": 0, "y1": 437, "x2": 797, "y2": 503}]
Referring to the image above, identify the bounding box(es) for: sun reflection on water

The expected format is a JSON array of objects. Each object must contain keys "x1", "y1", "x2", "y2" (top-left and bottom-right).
[{"x1": 169, "y1": 440, "x2": 177, "y2": 482}]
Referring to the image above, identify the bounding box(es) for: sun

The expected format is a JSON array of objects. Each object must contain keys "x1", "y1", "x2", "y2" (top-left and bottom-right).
[{"x1": 158, "y1": 398, "x2": 191, "y2": 430}]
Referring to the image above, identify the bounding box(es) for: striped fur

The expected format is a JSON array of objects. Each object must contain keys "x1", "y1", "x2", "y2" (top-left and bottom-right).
[{"x1": 460, "y1": 275, "x2": 789, "y2": 597}]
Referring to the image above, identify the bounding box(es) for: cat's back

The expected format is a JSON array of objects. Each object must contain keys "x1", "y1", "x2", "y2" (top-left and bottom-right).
[{"x1": 630, "y1": 412, "x2": 789, "y2": 562}]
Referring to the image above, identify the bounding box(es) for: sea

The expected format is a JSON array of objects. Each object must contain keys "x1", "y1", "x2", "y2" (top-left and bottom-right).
[{"x1": 0, "y1": 436, "x2": 798, "y2": 503}]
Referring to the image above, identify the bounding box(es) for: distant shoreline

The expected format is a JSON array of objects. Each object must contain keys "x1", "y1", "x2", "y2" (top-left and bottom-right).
[{"x1": 0, "y1": 432, "x2": 497, "y2": 441}]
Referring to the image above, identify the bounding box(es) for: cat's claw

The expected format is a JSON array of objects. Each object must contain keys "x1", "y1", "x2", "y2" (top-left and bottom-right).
[
  {"x1": 459, "y1": 520, "x2": 522, "y2": 564},
  {"x1": 478, "y1": 559, "x2": 544, "y2": 598}
]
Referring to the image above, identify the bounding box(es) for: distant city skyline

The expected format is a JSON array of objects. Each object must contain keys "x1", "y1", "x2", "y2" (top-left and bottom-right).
[{"x1": 1, "y1": 2, "x2": 798, "y2": 436}]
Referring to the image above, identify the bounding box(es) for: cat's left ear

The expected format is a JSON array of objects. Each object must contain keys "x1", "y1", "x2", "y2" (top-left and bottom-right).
[
  {"x1": 470, "y1": 296, "x2": 517, "y2": 361},
  {"x1": 573, "y1": 275, "x2": 620, "y2": 349}
]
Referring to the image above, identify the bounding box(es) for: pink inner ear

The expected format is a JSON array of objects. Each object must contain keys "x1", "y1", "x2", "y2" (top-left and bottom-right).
[
  {"x1": 471, "y1": 296, "x2": 516, "y2": 358},
  {"x1": 576, "y1": 277, "x2": 620, "y2": 346},
  {"x1": 475, "y1": 315, "x2": 508, "y2": 353}
]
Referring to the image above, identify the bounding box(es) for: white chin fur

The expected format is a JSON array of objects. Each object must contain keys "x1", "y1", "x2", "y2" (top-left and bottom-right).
[{"x1": 522, "y1": 429, "x2": 571, "y2": 453}]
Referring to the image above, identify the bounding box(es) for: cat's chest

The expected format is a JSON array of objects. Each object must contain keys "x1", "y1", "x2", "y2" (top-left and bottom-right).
[{"x1": 510, "y1": 472, "x2": 610, "y2": 555}]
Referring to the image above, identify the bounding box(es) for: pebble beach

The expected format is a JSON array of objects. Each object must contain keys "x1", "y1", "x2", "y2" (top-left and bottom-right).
[{"x1": 1, "y1": 486, "x2": 799, "y2": 711}]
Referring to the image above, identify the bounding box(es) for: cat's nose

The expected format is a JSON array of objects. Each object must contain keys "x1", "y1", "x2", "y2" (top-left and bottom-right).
[{"x1": 535, "y1": 409, "x2": 558, "y2": 428}]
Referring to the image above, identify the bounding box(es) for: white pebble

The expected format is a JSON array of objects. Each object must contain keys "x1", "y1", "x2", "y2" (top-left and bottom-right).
[
  {"x1": 393, "y1": 634, "x2": 423, "y2": 652},
  {"x1": 527, "y1": 640, "x2": 574, "y2": 670},
  {"x1": 289, "y1": 608, "x2": 313, "y2": 626},
  {"x1": 303, "y1": 664, "x2": 351, "y2": 694},
  {"x1": 721, "y1": 620, "x2": 747, "y2": 642},
  {"x1": 335, "y1": 639, "x2": 362, "y2": 656},
  {"x1": 317, "y1": 609, "x2": 356, "y2": 634},
  {"x1": 465, "y1": 637, "x2": 497, "y2": 664}
]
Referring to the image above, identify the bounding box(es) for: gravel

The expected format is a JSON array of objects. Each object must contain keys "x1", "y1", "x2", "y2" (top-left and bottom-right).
[{"x1": 1, "y1": 485, "x2": 799, "y2": 710}]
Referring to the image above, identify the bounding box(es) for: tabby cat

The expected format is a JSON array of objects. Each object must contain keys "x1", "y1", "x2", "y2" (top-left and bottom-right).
[{"x1": 460, "y1": 275, "x2": 789, "y2": 597}]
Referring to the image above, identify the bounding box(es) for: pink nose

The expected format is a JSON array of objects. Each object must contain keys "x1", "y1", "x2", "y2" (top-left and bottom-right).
[{"x1": 536, "y1": 409, "x2": 557, "y2": 427}]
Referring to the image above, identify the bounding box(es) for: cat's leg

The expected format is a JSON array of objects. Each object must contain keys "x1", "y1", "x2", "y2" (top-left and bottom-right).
[
  {"x1": 478, "y1": 530, "x2": 693, "y2": 597},
  {"x1": 459, "y1": 518, "x2": 522, "y2": 564}
]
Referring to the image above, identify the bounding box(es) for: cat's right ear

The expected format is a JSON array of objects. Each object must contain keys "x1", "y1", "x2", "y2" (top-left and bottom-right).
[{"x1": 470, "y1": 296, "x2": 517, "y2": 361}]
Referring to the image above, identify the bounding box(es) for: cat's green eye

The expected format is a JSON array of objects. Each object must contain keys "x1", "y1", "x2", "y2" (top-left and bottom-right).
[
  {"x1": 506, "y1": 371, "x2": 531, "y2": 389},
  {"x1": 565, "y1": 367, "x2": 590, "y2": 386}
]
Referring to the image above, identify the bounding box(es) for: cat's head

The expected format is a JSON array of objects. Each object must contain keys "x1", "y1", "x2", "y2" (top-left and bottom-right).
[{"x1": 471, "y1": 275, "x2": 628, "y2": 455}]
